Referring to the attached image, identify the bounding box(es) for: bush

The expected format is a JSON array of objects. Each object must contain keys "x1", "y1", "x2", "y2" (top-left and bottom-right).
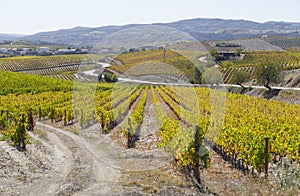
[{"x1": 104, "y1": 73, "x2": 118, "y2": 83}]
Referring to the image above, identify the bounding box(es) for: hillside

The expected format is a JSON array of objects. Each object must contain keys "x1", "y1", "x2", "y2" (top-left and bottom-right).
[
  {"x1": 0, "y1": 70, "x2": 299, "y2": 194},
  {"x1": 108, "y1": 49, "x2": 205, "y2": 82},
  {"x1": 207, "y1": 38, "x2": 284, "y2": 51},
  {"x1": 0, "y1": 33, "x2": 24, "y2": 41},
  {"x1": 16, "y1": 18, "x2": 300, "y2": 47},
  {"x1": 0, "y1": 48, "x2": 300, "y2": 194},
  {"x1": 263, "y1": 36, "x2": 300, "y2": 50}
]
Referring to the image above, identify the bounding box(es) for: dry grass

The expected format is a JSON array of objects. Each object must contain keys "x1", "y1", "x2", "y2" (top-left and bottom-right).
[
  {"x1": 121, "y1": 165, "x2": 193, "y2": 194},
  {"x1": 34, "y1": 128, "x2": 48, "y2": 140}
]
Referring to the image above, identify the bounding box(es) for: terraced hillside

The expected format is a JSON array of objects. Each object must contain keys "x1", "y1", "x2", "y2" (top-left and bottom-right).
[
  {"x1": 109, "y1": 49, "x2": 205, "y2": 82},
  {"x1": 219, "y1": 51, "x2": 300, "y2": 84},
  {"x1": 0, "y1": 55, "x2": 92, "y2": 80}
]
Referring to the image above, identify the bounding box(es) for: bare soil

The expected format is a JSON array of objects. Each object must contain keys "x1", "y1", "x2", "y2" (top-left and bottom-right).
[
  {"x1": 154, "y1": 89, "x2": 179, "y2": 120},
  {"x1": 134, "y1": 89, "x2": 160, "y2": 150}
]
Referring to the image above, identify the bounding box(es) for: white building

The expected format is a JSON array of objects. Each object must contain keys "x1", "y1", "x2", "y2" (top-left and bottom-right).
[
  {"x1": 0, "y1": 48, "x2": 8, "y2": 54},
  {"x1": 37, "y1": 47, "x2": 50, "y2": 54},
  {"x1": 81, "y1": 49, "x2": 89, "y2": 53}
]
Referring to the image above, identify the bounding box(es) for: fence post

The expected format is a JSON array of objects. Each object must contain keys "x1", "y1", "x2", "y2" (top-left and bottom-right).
[
  {"x1": 28, "y1": 108, "x2": 34, "y2": 131},
  {"x1": 127, "y1": 118, "x2": 132, "y2": 148},
  {"x1": 264, "y1": 137, "x2": 269, "y2": 177},
  {"x1": 101, "y1": 112, "x2": 104, "y2": 132},
  {"x1": 6, "y1": 110, "x2": 9, "y2": 121},
  {"x1": 21, "y1": 114, "x2": 26, "y2": 149},
  {"x1": 193, "y1": 125, "x2": 201, "y2": 185},
  {"x1": 63, "y1": 109, "x2": 67, "y2": 126}
]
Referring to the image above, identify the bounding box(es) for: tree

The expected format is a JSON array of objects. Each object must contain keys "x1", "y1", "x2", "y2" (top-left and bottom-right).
[
  {"x1": 234, "y1": 48, "x2": 243, "y2": 56},
  {"x1": 256, "y1": 63, "x2": 282, "y2": 91},
  {"x1": 190, "y1": 65, "x2": 203, "y2": 84},
  {"x1": 104, "y1": 73, "x2": 118, "y2": 83},
  {"x1": 232, "y1": 70, "x2": 250, "y2": 89},
  {"x1": 204, "y1": 50, "x2": 219, "y2": 68},
  {"x1": 202, "y1": 67, "x2": 223, "y2": 86},
  {"x1": 210, "y1": 49, "x2": 220, "y2": 61},
  {"x1": 206, "y1": 54, "x2": 216, "y2": 67}
]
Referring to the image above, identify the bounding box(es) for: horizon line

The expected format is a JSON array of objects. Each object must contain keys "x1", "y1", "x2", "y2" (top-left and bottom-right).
[{"x1": 1, "y1": 17, "x2": 300, "y2": 35}]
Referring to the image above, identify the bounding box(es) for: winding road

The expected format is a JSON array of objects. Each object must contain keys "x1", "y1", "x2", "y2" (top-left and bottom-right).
[
  {"x1": 81, "y1": 56, "x2": 300, "y2": 92},
  {"x1": 113, "y1": 56, "x2": 300, "y2": 91}
]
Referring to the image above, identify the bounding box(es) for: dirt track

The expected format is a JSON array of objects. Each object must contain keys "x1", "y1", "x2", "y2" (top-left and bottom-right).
[
  {"x1": 26, "y1": 122, "x2": 121, "y2": 196},
  {"x1": 0, "y1": 119, "x2": 187, "y2": 195}
]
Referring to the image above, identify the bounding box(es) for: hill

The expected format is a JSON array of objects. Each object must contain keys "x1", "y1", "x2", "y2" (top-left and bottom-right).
[
  {"x1": 108, "y1": 49, "x2": 205, "y2": 82},
  {"x1": 0, "y1": 33, "x2": 25, "y2": 41},
  {"x1": 262, "y1": 36, "x2": 300, "y2": 50},
  {"x1": 18, "y1": 18, "x2": 300, "y2": 47},
  {"x1": 206, "y1": 38, "x2": 284, "y2": 51}
]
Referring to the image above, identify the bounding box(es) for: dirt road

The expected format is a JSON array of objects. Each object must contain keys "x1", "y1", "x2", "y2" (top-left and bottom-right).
[{"x1": 22, "y1": 122, "x2": 122, "y2": 196}]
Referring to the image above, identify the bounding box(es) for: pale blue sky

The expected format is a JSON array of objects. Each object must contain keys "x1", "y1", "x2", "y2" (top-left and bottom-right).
[{"x1": 1, "y1": 0, "x2": 300, "y2": 34}]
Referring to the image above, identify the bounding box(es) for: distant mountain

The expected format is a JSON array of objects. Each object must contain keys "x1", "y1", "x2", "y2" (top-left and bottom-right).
[
  {"x1": 24, "y1": 25, "x2": 137, "y2": 47},
  {"x1": 18, "y1": 18, "x2": 300, "y2": 47},
  {"x1": 165, "y1": 18, "x2": 300, "y2": 41},
  {"x1": 95, "y1": 25, "x2": 196, "y2": 49},
  {"x1": 0, "y1": 33, "x2": 25, "y2": 41}
]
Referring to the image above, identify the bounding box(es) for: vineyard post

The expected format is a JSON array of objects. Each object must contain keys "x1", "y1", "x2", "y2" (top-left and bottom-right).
[
  {"x1": 264, "y1": 137, "x2": 269, "y2": 177},
  {"x1": 63, "y1": 109, "x2": 67, "y2": 126},
  {"x1": 101, "y1": 112, "x2": 104, "y2": 132},
  {"x1": 127, "y1": 118, "x2": 132, "y2": 148},
  {"x1": 21, "y1": 113, "x2": 26, "y2": 149},
  {"x1": 38, "y1": 107, "x2": 42, "y2": 120},
  {"x1": 28, "y1": 108, "x2": 34, "y2": 131},
  {"x1": 6, "y1": 110, "x2": 9, "y2": 121},
  {"x1": 193, "y1": 125, "x2": 201, "y2": 185},
  {"x1": 51, "y1": 108, "x2": 54, "y2": 123}
]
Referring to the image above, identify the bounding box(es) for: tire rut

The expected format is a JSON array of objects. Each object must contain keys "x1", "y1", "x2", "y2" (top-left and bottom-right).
[
  {"x1": 52, "y1": 131, "x2": 94, "y2": 196},
  {"x1": 34, "y1": 122, "x2": 122, "y2": 195},
  {"x1": 34, "y1": 123, "x2": 96, "y2": 195}
]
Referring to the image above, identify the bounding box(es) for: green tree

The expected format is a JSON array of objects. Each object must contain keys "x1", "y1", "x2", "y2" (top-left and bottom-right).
[
  {"x1": 234, "y1": 48, "x2": 243, "y2": 56},
  {"x1": 256, "y1": 63, "x2": 282, "y2": 91},
  {"x1": 202, "y1": 67, "x2": 223, "y2": 86},
  {"x1": 191, "y1": 65, "x2": 203, "y2": 84},
  {"x1": 232, "y1": 70, "x2": 250, "y2": 89},
  {"x1": 104, "y1": 73, "x2": 118, "y2": 83},
  {"x1": 205, "y1": 50, "x2": 219, "y2": 67},
  {"x1": 210, "y1": 49, "x2": 220, "y2": 61}
]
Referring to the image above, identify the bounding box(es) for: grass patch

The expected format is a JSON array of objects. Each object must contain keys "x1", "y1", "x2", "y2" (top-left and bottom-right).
[
  {"x1": 121, "y1": 167, "x2": 191, "y2": 193},
  {"x1": 72, "y1": 128, "x2": 80, "y2": 135},
  {"x1": 34, "y1": 128, "x2": 48, "y2": 140}
]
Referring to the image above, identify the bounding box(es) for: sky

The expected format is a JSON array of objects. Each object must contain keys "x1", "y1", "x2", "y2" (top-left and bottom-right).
[{"x1": 1, "y1": 0, "x2": 300, "y2": 35}]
